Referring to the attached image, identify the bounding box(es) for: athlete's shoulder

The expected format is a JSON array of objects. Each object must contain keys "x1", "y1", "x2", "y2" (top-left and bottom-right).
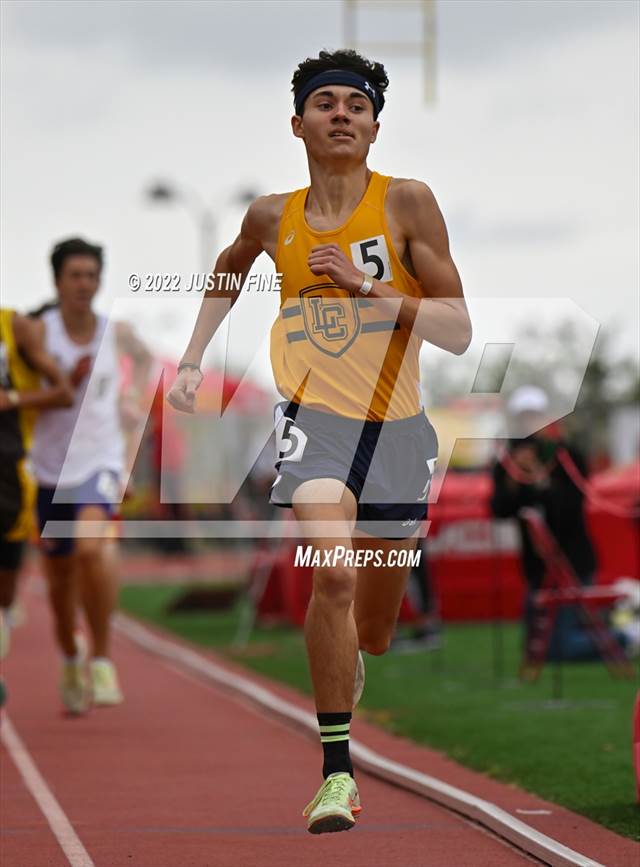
[
  {"x1": 29, "y1": 304, "x2": 59, "y2": 337},
  {"x1": 387, "y1": 177, "x2": 445, "y2": 237},
  {"x1": 244, "y1": 192, "x2": 292, "y2": 240},
  {"x1": 387, "y1": 177, "x2": 437, "y2": 211},
  {"x1": 13, "y1": 310, "x2": 45, "y2": 348}
]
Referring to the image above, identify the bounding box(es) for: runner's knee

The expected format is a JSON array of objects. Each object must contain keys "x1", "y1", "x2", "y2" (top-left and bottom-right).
[
  {"x1": 357, "y1": 620, "x2": 393, "y2": 655},
  {"x1": 313, "y1": 563, "x2": 356, "y2": 608},
  {"x1": 75, "y1": 537, "x2": 105, "y2": 559}
]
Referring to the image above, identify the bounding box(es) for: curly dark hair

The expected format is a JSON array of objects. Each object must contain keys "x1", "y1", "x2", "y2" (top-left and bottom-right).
[
  {"x1": 291, "y1": 49, "x2": 389, "y2": 116},
  {"x1": 50, "y1": 237, "x2": 103, "y2": 280}
]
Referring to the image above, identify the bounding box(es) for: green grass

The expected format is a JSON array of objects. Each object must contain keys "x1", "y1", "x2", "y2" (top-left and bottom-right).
[{"x1": 120, "y1": 583, "x2": 640, "y2": 840}]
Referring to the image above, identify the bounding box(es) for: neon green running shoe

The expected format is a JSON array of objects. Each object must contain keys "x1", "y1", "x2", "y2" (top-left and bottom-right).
[
  {"x1": 303, "y1": 772, "x2": 362, "y2": 834},
  {"x1": 352, "y1": 650, "x2": 365, "y2": 709}
]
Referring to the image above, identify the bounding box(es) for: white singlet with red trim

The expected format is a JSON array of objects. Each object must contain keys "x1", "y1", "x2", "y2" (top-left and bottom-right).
[{"x1": 31, "y1": 308, "x2": 124, "y2": 488}]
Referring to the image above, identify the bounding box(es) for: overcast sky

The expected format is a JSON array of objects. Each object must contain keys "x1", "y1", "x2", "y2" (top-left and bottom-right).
[{"x1": 1, "y1": 0, "x2": 638, "y2": 385}]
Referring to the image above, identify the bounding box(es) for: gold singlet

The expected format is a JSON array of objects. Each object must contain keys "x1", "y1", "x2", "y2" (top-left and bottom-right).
[{"x1": 271, "y1": 171, "x2": 423, "y2": 421}]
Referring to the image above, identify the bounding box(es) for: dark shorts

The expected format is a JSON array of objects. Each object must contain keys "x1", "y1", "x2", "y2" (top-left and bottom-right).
[
  {"x1": 1, "y1": 455, "x2": 35, "y2": 545},
  {"x1": 0, "y1": 539, "x2": 25, "y2": 572},
  {"x1": 0, "y1": 458, "x2": 23, "y2": 537},
  {"x1": 37, "y1": 470, "x2": 119, "y2": 558},
  {"x1": 269, "y1": 402, "x2": 438, "y2": 539}
]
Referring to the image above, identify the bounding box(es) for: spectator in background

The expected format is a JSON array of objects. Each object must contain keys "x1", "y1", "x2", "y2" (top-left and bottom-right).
[
  {"x1": 392, "y1": 543, "x2": 441, "y2": 651},
  {"x1": 490, "y1": 385, "x2": 599, "y2": 663}
]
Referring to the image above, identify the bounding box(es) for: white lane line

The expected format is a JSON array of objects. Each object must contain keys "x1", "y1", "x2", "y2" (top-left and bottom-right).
[
  {"x1": 1, "y1": 714, "x2": 95, "y2": 867},
  {"x1": 115, "y1": 613, "x2": 605, "y2": 867}
]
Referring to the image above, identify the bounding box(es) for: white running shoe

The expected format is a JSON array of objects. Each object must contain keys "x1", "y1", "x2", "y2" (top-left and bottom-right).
[
  {"x1": 352, "y1": 650, "x2": 365, "y2": 709},
  {"x1": 60, "y1": 633, "x2": 89, "y2": 715},
  {"x1": 90, "y1": 659, "x2": 123, "y2": 706}
]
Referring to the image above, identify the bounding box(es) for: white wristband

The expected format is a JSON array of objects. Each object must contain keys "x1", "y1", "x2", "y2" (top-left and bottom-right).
[{"x1": 359, "y1": 273, "x2": 374, "y2": 295}]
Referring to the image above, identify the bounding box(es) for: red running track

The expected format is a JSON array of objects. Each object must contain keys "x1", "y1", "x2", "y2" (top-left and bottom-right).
[{"x1": 1, "y1": 582, "x2": 637, "y2": 867}]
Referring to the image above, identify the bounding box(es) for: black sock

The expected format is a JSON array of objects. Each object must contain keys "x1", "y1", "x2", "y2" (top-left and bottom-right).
[{"x1": 317, "y1": 712, "x2": 353, "y2": 778}]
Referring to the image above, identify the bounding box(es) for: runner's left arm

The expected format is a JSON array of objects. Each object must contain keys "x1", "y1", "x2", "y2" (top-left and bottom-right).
[
  {"x1": 396, "y1": 181, "x2": 471, "y2": 353},
  {"x1": 114, "y1": 322, "x2": 154, "y2": 494},
  {"x1": 115, "y1": 321, "x2": 153, "y2": 406},
  {"x1": 307, "y1": 181, "x2": 472, "y2": 355}
]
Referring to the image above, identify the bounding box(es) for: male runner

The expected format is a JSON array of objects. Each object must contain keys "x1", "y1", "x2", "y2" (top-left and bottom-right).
[
  {"x1": 0, "y1": 308, "x2": 74, "y2": 705},
  {"x1": 167, "y1": 49, "x2": 471, "y2": 832},
  {"x1": 31, "y1": 237, "x2": 151, "y2": 715}
]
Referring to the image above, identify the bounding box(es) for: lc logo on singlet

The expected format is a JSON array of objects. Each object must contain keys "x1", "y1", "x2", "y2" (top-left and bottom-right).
[{"x1": 299, "y1": 283, "x2": 361, "y2": 358}]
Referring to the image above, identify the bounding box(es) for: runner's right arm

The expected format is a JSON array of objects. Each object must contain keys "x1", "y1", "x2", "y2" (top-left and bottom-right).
[
  {"x1": 0, "y1": 313, "x2": 74, "y2": 411},
  {"x1": 166, "y1": 197, "x2": 273, "y2": 414}
]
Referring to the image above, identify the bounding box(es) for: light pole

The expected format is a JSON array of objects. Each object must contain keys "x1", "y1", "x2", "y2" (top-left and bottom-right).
[{"x1": 145, "y1": 181, "x2": 257, "y2": 277}]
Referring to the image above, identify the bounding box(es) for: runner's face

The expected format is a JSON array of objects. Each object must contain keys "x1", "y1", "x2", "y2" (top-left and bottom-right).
[
  {"x1": 292, "y1": 85, "x2": 379, "y2": 162},
  {"x1": 55, "y1": 255, "x2": 100, "y2": 313}
]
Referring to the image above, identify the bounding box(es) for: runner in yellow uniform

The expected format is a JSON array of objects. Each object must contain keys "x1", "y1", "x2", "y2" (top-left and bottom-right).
[
  {"x1": 168, "y1": 49, "x2": 471, "y2": 833},
  {"x1": 0, "y1": 308, "x2": 73, "y2": 704}
]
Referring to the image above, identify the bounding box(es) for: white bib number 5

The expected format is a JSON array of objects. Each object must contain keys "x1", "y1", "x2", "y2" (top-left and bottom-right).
[
  {"x1": 274, "y1": 407, "x2": 308, "y2": 463},
  {"x1": 350, "y1": 235, "x2": 393, "y2": 283}
]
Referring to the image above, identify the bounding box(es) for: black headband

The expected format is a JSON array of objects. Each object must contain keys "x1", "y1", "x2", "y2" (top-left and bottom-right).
[{"x1": 294, "y1": 69, "x2": 382, "y2": 119}]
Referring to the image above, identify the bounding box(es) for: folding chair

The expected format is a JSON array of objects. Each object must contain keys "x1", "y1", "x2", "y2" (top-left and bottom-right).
[{"x1": 518, "y1": 507, "x2": 633, "y2": 681}]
